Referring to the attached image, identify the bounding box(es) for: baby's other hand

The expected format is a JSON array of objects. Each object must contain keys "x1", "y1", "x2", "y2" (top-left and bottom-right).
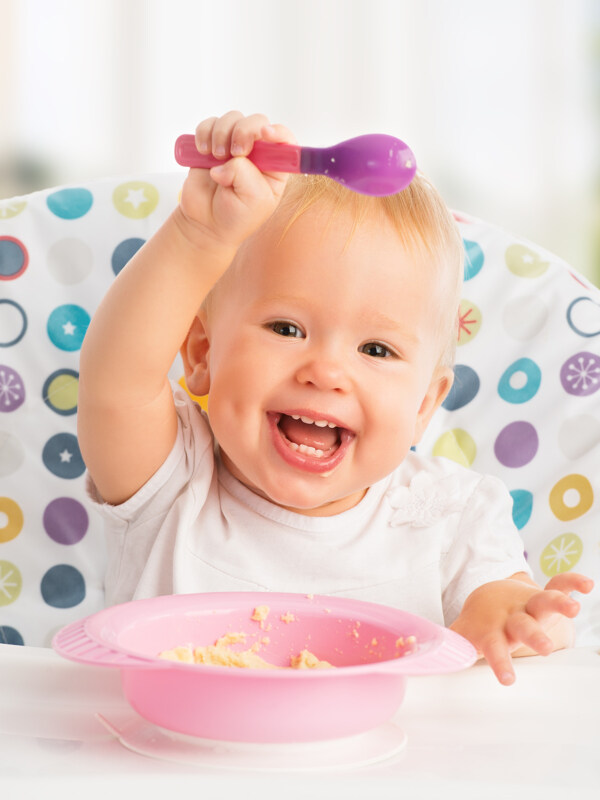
[
  {"x1": 178, "y1": 111, "x2": 296, "y2": 251},
  {"x1": 450, "y1": 571, "x2": 594, "y2": 686}
]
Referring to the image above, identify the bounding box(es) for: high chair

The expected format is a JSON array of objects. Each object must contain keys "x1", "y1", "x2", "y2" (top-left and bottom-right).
[{"x1": 1, "y1": 174, "x2": 598, "y2": 647}]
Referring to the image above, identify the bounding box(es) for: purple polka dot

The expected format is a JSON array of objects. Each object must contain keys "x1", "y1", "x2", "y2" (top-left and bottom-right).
[
  {"x1": 560, "y1": 351, "x2": 600, "y2": 397},
  {"x1": 494, "y1": 421, "x2": 539, "y2": 467},
  {"x1": 43, "y1": 497, "x2": 88, "y2": 545},
  {"x1": 0, "y1": 365, "x2": 25, "y2": 411}
]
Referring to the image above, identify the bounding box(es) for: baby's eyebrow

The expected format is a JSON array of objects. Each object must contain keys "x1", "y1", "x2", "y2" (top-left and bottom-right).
[{"x1": 360, "y1": 309, "x2": 421, "y2": 342}]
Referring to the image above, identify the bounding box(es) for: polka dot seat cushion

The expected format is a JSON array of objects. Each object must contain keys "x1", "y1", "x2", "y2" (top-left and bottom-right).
[{"x1": 1, "y1": 176, "x2": 599, "y2": 647}]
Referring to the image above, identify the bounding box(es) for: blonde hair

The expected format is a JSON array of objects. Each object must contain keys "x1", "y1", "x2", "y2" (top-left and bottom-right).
[{"x1": 278, "y1": 172, "x2": 464, "y2": 367}]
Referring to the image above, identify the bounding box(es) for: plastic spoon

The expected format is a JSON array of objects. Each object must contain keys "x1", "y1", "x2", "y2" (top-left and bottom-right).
[{"x1": 174, "y1": 133, "x2": 417, "y2": 196}]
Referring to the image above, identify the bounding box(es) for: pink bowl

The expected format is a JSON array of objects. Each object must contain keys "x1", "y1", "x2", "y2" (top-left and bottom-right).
[{"x1": 53, "y1": 592, "x2": 476, "y2": 743}]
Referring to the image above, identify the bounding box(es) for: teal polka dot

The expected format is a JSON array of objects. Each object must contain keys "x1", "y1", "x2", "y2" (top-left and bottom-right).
[
  {"x1": 510, "y1": 489, "x2": 533, "y2": 530},
  {"x1": 463, "y1": 239, "x2": 484, "y2": 281},
  {"x1": 47, "y1": 305, "x2": 90, "y2": 351},
  {"x1": 47, "y1": 188, "x2": 93, "y2": 220},
  {"x1": 498, "y1": 358, "x2": 541, "y2": 404}
]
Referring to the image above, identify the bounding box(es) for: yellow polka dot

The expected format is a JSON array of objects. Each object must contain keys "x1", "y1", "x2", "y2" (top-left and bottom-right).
[
  {"x1": 0, "y1": 497, "x2": 23, "y2": 543},
  {"x1": 549, "y1": 474, "x2": 593, "y2": 521},
  {"x1": 505, "y1": 244, "x2": 550, "y2": 278},
  {"x1": 178, "y1": 376, "x2": 208, "y2": 412},
  {"x1": 540, "y1": 533, "x2": 583, "y2": 577},
  {"x1": 0, "y1": 200, "x2": 27, "y2": 219},
  {"x1": 113, "y1": 181, "x2": 159, "y2": 219},
  {"x1": 46, "y1": 373, "x2": 79, "y2": 412},
  {"x1": 0, "y1": 560, "x2": 22, "y2": 605},
  {"x1": 432, "y1": 429, "x2": 476, "y2": 467},
  {"x1": 457, "y1": 299, "x2": 482, "y2": 346}
]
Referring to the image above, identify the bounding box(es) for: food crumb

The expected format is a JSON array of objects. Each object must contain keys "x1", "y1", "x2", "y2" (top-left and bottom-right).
[
  {"x1": 290, "y1": 649, "x2": 335, "y2": 670},
  {"x1": 280, "y1": 612, "x2": 296, "y2": 624},
  {"x1": 251, "y1": 605, "x2": 271, "y2": 630}
]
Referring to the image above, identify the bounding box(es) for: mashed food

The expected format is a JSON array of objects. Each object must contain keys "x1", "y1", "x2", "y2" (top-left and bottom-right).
[
  {"x1": 159, "y1": 634, "x2": 334, "y2": 670},
  {"x1": 159, "y1": 607, "x2": 334, "y2": 670}
]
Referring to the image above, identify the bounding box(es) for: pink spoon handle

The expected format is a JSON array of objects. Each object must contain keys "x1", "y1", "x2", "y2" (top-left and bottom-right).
[{"x1": 175, "y1": 134, "x2": 302, "y2": 173}]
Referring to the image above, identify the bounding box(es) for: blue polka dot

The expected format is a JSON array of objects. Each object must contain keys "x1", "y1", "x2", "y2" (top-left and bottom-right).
[
  {"x1": 47, "y1": 304, "x2": 90, "y2": 351},
  {"x1": 42, "y1": 433, "x2": 85, "y2": 479},
  {"x1": 46, "y1": 188, "x2": 93, "y2": 220},
  {"x1": 463, "y1": 239, "x2": 484, "y2": 281},
  {"x1": 443, "y1": 364, "x2": 480, "y2": 410},
  {"x1": 112, "y1": 238, "x2": 145, "y2": 276},
  {"x1": 510, "y1": 489, "x2": 533, "y2": 530},
  {"x1": 0, "y1": 237, "x2": 28, "y2": 280},
  {"x1": 0, "y1": 299, "x2": 28, "y2": 347},
  {"x1": 40, "y1": 564, "x2": 86, "y2": 608},
  {"x1": 0, "y1": 625, "x2": 24, "y2": 645},
  {"x1": 498, "y1": 358, "x2": 541, "y2": 404}
]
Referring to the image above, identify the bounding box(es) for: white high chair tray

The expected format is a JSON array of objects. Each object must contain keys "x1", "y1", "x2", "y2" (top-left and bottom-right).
[{"x1": 1, "y1": 642, "x2": 598, "y2": 799}]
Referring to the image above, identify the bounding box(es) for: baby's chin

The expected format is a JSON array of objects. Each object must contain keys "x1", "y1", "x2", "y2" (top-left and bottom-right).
[{"x1": 218, "y1": 448, "x2": 367, "y2": 516}]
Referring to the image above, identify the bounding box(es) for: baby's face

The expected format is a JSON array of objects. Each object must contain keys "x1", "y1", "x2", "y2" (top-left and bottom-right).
[{"x1": 199, "y1": 201, "x2": 453, "y2": 515}]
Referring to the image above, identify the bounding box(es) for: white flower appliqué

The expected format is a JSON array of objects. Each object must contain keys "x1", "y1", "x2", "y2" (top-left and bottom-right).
[{"x1": 386, "y1": 471, "x2": 465, "y2": 528}]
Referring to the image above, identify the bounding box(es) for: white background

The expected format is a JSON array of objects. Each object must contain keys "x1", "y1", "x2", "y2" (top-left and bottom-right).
[{"x1": 1, "y1": 0, "x2": 599, "y2": 282}]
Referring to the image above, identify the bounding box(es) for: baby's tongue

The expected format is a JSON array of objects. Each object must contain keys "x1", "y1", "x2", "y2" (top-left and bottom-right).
[{"x1": 279, "y1": 415, "x2": 339, "y2": 450}]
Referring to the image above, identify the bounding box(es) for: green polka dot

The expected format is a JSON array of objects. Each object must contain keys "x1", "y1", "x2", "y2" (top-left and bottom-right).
[
  {"x1": 432, "y1": 429, "x2": 477, "y2": 467},
  {"x1": 457, "y1": 299, "x2": 482, "y2": 346},
  {"x1": 113, "y1": 181, "x2": 159, "y2": 219},
  {"x1": 0, "y1": 559, "x2": 22, "y2": 605},
  {"x1": 0, "y1": 200, "x2": 27, "y2": 220},
  {"x1": 505, "y1": 244, "x2": 549, "y2": 278},
  {"x1": 540, "y1": 533, "x2": 583, "y2": 577}
]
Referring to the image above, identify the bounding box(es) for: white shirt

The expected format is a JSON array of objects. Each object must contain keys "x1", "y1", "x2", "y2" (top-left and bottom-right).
[{"x1": 89, "y1": 387, "x2": 531, "y2": 626}]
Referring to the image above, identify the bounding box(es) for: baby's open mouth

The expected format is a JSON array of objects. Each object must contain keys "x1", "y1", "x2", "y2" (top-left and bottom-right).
[
  {"x1": 277, "y1": 413, "x2": 342, "y2": 459},
  {"x1": 267, "y1": 412, "x2": 355, "y2": 473}
]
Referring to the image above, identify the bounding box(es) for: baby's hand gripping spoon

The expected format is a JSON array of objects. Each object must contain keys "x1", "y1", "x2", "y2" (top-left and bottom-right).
[{"x1": 174, "y1": 133, "x2": 416, "y2": 196}]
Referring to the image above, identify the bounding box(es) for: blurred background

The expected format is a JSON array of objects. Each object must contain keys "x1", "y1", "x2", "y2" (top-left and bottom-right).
[{"x1": 1, "y1": 0, "x2": 599, "y2": 283}]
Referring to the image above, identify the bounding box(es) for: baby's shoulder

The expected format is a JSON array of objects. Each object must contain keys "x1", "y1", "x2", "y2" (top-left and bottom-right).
[
  {"x1": 392, "y1": 450, "x2": 483, "y2": 490},
  {"x1": 383, "y1": 451, "x2": 487, "y2": 528}
]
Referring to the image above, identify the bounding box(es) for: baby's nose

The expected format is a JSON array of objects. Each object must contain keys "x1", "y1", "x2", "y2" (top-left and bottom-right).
[{"x1": 295, "y1": 355, "x2": 352, "y2": 393}]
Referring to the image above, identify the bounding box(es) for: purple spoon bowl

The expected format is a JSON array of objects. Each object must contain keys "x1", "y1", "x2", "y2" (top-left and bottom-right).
[{"x1": 174, "y1": 133, "x2": 417, "y2": 196}]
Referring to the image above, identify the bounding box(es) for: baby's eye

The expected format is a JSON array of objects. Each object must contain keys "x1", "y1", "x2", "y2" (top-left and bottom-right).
[
  {"x1": 359, "y1": 342, "x2": 394, "y2": 358},
  {"x1": 269, "y1": 321, "x2": 305, "y2": 338}
]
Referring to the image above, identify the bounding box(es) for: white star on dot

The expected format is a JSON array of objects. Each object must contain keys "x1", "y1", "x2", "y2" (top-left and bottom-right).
[
  {"x1": 59, "y1": 449, "x2": 73, "y2": 463},
  {"x1": 62, "y1": 321, "x2": 76, "y2": 336},
  {"x1": 123, "y1": 188, "x2": 149, "y2": 210}
]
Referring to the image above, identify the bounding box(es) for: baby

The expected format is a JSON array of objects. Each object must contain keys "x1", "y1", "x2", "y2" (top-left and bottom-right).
[{"x1": 78, "y1": 111, "x2": 593, "y2": 685}]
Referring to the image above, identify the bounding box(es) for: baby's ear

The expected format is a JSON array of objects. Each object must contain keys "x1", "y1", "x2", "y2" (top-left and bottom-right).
[
  {"x1": 180, "y1": 315, "x2": 211, "y2": 397},
  {"x1": 412, "y1": 366, "x2": 454, "y2": 445}
]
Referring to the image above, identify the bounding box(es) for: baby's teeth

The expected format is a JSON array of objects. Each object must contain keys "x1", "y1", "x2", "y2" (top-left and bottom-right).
[
  {"x1": 288, "y1": 414, "x2": 339, "y2": 430},
  {"x1": 297, "y1": 444, "x2": 325, "y2": 458}
]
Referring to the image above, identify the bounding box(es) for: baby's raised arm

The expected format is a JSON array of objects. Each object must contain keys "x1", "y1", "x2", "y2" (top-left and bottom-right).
[{"x1": 78, "y1": 112, "x2": 295, "y2": 505}]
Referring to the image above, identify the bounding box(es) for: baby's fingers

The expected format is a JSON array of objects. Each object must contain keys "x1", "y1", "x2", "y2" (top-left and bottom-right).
[
  {"x1": 505, "y1": 612, "x2": 553, "y2": 656},
  {"x1": 480, "y1": 635, "x2": 515, "y2": 686},
  {"x1": 228, "y1": 113, "x2": 278, "y2": 156},
  {"x1": 195, "y1": 110, "x2": 246, "y2": 159},
  {"x1": 525, "y1": 588, "x2": 580, "y2": 621},
  {"x1": 544, "y1": 572, "x2": 594, "y2": 595}
]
